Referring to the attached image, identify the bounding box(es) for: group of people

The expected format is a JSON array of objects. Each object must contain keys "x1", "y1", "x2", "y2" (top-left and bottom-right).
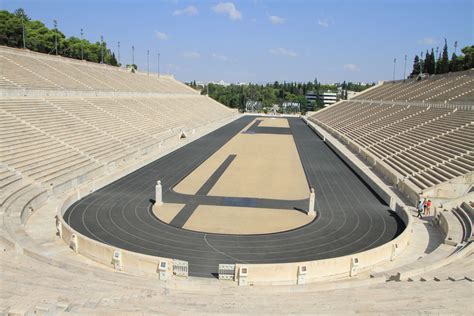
[{"x1": 416, "y1": 197, "x2": 432, "y2": 219}]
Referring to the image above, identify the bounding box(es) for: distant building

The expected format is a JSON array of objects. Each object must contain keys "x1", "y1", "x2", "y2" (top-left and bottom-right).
[
  {"x1": 211, "y1": 80, "x2": 230, "y2": 87},
  {"x1": 281, "y1": 102, "x2": 300, "y2": 113},
  {"x1": 305, "y1": 91, "x2": 318, "y2": 105},
  {"x1": 305, "y1": 90, "x2": 338, "y2": 107},
  {"x1": 245, "y1": 100, "x2": 263, "y2": 112},
  {"x1": 196, "y1": 80, "x2": 248, "y2": 87}
]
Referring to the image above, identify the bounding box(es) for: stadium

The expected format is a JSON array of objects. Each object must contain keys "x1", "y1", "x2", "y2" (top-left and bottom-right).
[{"x1": 1, "y1": 3, "x2": 473, "y2": 314}]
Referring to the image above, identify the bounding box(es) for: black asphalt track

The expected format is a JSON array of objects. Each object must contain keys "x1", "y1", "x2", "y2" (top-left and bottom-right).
[{"x1": 64, "y1": 116, "x2": 404, "y2": 278}]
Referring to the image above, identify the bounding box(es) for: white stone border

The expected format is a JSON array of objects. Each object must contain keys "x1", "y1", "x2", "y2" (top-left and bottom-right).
[
  {"x1": 56, "y1": 189, "x2": 174, "y2": 277},
  {"x1": 234, "y1": 208, "x2": 411, "y2": 285}
]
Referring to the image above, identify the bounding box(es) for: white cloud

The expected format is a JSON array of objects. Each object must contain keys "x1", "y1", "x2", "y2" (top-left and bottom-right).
[
  {"x1": 417, "y1": 37, "x2": 438, "y2": 45},
  {"x1": 269, "y1": 15, "x2": 286, "y2": 24},
  {"x1": 318, "y1": 19, "x2": 329, "y2": 27},
  {"x1": 211, "y1": 53, "x2": 229, "y2": 61},
  {"x1": 154, "y1": 31, "x2": 168, "y2": 40},
  {"x1": 173, "y1": 6, "x2": 198, "y2": 16},
  {"x1": 182, "y1": 51, "x2": 200, "y2": 59},
  {"x1": 268, "y1": 48, "x2": 298, "y2": 57},
  {"x1": 212, "y1": 2, "x2": 242, "y2": 21},
  {"x1": 343, "y1": 64, "x2": 360, "y2": 72}
]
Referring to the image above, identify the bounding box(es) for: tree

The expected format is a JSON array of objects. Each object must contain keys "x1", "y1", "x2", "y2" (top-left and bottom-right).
[
  {"x1": 0, "y1": 8, "x2": 121, "y2": 67},
  {"x1": 461, "y1": 45, "x2": 474, "y2": 70},
  {"x1": 437, "y1": 39, "x2": 449, "y2": 74},
  {"x1": 449, "y1": 53, "x2": 459, "y2": 72},
  {"x1": 410, "y1": 55, "x2": 420, "y2": 77},
  {"x1": 126, "y1": 64, "x2": 138, "y2": 71},
  {"x1": 296, "y1": 95, "x2": 308, "y2": 114},
  {"x1": 314, "y1": 98, "x2": 324, "y2": 109},
  {"x1": 0, "y1": 10, "x2": 23, "y2": 47},
  {"x1": 410, "y1": 43, "x2": 471, "y2": 77},
  {"x1": 14, "y1": 8, "x2": 29, "y2": 21},
  {"x1": 105, "y1": 51, "x2": 118, "y2": 66},
  {"x1": 423, "y1": 50, "x2": 435, "y2": 74}
]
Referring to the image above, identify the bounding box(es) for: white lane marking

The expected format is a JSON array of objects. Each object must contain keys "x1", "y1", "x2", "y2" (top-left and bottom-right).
[{"x1": 203, "y1": 234, "x2": 249, "y2": 264}]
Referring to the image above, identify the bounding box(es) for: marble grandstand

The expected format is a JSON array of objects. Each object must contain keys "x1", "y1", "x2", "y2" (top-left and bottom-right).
[
  {"x1": 0, "y1": 45, "x2": 473, "y2": 314},
  {"x1": 352, "y1": 70, "x2": 474, "y2": 104},
  {"x1": 0, "y1": 46, "x2": 195, "y2": 94},
  {"x1": 309, "y1": 70, "x2": 473, "y2": 201}
]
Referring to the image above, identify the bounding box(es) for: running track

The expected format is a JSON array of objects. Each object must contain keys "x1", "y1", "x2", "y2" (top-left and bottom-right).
[{"x1": 64, "y1": 116, "x2": 404, "y2": 277}]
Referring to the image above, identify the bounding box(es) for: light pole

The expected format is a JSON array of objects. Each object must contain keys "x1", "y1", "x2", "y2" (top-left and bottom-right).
[
  {"x1": 54, "y1": 20, "x2": 58, "y2": 55},
  {"x1": 403, "y1": 55, "x2": 407, "y2": 82},
  {"x1": 454, "y1": 41, "x2": 458, "y2": 54},
  {"x1": 117, "y1": 42, "x2": 121, "y2": 65},
  {"x1": 80, "y1": 28, "x2": 84, "y2": 60},
  {"x1": 147, "y1": 50, "x2": 149, "y2": 75},
  {"x1": 392, "y1": 58, "x2": 397, "y2": 82},
  {"x1": 132, "y1": 45, "x2": 135, "y2": 66}
]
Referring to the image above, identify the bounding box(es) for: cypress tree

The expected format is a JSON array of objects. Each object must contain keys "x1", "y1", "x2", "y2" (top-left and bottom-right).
[
  {"x1": 429, "y1": 48, "x2": 435, "y2": 74},
  {"x1": 449, "y1": 53, "x2": 458, "y2": 72},
  {"x1": 423, "y1": 50, "x2": 430, "y2": 74},
  {"x1": 410, "y1": 55, "x2": 420, "y2": 77},
  {"x1": 438, "y1": 39, "x2": 449, "y2": 73},
  {"x1": 110, "y1": 52, "x2": 118, "y2": 66}
]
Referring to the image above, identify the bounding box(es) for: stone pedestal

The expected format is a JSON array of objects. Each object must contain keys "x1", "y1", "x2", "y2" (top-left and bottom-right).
[
  {"x1": 238, "y1": 266, "x2": 248, "y2": 286},
  {"x1": 155, "y1": 180, "x2": 163, "y2": 206},
  {"x1": 297, "y1": 265, "x2": 307, "y2": 285},
  {"x1": 159, "y1": 261, "x2": 169, "y2": 280},
  {"x1": 112, "y1": 250, "x2": 122, "y2": 270},
  {"x1": 70, "y1": 234, "x2": 78, "y2": 253},
  {"x1": 308, "y1": 188, "x2": 316, "y2": 217}
]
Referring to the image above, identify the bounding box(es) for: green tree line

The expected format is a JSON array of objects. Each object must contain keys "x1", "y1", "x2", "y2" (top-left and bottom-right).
[
  {"x1": 188, "y1": 80, "x2": 373, "y2": 114},
  {"x1": 0, "y1": 8, "x2": 118, "y2": 66},
  {"x1": 410, "y1": 40, "x2": 473, "y2": 77}
]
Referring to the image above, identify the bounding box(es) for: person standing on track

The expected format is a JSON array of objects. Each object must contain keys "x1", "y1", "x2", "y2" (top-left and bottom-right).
[
  {"x1": 426, "y1": 199, "x2": 432, "y2": 216},
  {"x1": 417, "y1": 199, "x2": 424, "y2": 219}
]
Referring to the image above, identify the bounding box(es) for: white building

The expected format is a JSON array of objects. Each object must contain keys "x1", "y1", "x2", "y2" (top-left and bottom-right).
[
  {"x1": 245, "y1": 100, "x2": 263, "y2": 112},
  {"x1": 305, "y1": 90, "x2": 338, "y2": 107},
  {"x1": 281, "y1": 102, "x2": 300, "y2": 112},
  {"x1": 320, "y1": 91, "x2": 337, "y2": 106},
  {"x1": 305, "y1": 91, "x2": 318, "y2": 104}
]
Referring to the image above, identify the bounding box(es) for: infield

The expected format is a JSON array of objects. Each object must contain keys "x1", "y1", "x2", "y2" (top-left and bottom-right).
[{"x1": 174, "y1": 117, "x2": 308, "y2": 200}]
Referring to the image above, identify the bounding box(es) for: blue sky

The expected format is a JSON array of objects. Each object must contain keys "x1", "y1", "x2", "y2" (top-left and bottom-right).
[{"x1": 2, "y1": 0, "x2": 473, "y2": 83}]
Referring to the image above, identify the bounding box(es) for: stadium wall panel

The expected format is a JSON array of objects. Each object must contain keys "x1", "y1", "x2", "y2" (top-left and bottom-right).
[{"x1": 233, "y1": 209, "x2": 412, "y2": 285}]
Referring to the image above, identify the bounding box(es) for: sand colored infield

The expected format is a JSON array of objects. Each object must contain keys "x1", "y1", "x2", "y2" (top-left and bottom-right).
[
  {"x1": 182, "y1": 205, "x2": 312, "y2": 234},
  {"x1": 174, "y1": 117, "x2": 308, "y2": 200},
  {"x1": 257, "y1": 117, "x2": 290, "y2": 128},
  {"x1": 153, "y1": 203, "x2": 185, "y2": 223}
]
